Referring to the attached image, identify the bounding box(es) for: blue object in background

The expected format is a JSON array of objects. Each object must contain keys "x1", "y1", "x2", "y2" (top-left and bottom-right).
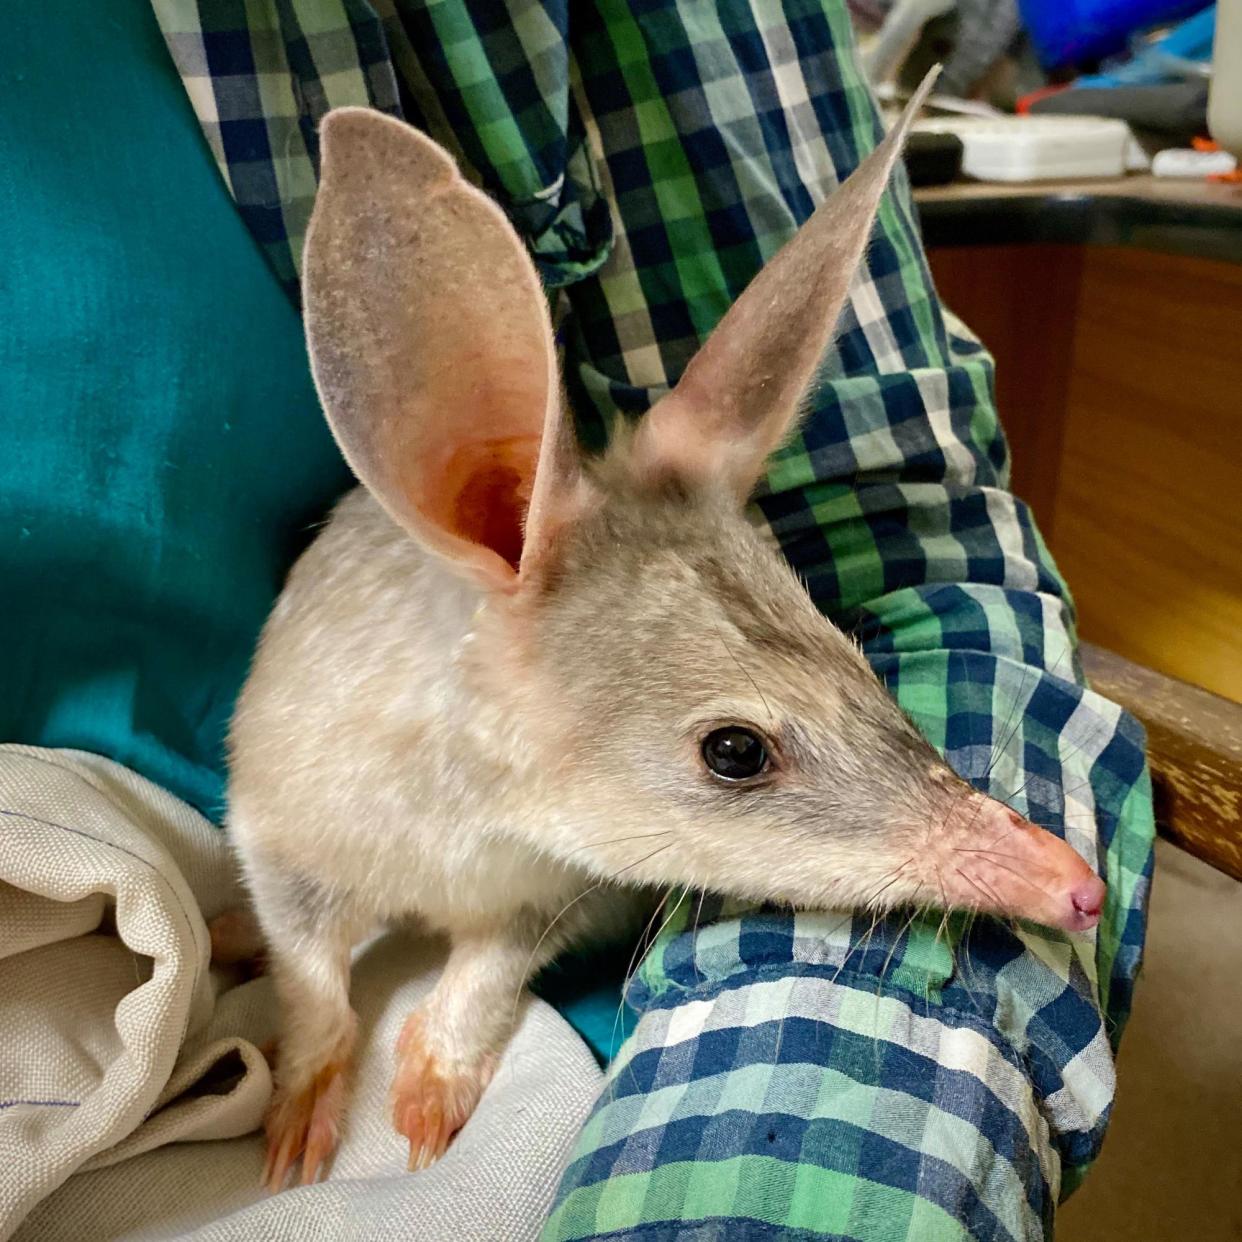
[
  {"x1": 1072, "y1": 5, "x2": 1214, "y2": 87},
  {"x1": 1019, "y1": 0, "x2": 1210, "y2": 67}
]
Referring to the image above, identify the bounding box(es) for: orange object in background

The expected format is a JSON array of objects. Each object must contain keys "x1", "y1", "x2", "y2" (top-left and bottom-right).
[
  {"x1": 1015, "y1": 84, "x2": 1068, "y2": 114},
  {"x1": 1192, "y1": 136, "x2": 1242, "y2": 181}
]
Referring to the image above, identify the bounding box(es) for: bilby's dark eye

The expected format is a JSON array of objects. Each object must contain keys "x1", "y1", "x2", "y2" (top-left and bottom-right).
[{"x1": 701, "y1": 727, "x2": 769, "y2": 781}]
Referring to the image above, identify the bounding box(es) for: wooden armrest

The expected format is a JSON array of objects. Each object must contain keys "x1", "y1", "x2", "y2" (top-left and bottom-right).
[{"x1": 1079, "y1": 642, "x2": 1242, "y2": 881}]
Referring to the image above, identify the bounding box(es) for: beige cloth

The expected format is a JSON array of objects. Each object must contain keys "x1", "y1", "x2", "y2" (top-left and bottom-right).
[{"x1": 0, "y1": 746, "x2": 603, "y2": 1241}]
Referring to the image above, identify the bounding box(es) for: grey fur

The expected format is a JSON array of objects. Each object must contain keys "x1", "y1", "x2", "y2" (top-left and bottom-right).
[
  {"x1": 531, "y1": 471, "x2": 954, "y2": 845},
  {"x1": 227, "y1": 67, "x2": 1102, "y2": 1184}
]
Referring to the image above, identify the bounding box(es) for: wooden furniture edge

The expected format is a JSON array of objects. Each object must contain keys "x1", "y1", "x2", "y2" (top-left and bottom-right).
[
  {"x1": 914, "y1": 176, "x2": 1242, "y2": 264},
  {"x1": 1079, "y1": 641, "x2": 1242, "y2": 881}
]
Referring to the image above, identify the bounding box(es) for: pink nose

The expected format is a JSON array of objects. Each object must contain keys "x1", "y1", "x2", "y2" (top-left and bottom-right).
[
  {"x1": 1068, "y1": 874, "x2": 1106, "y2": 930},
  {"x1": 941, "y1": 799, "x2": 1108, "y2": 932}
]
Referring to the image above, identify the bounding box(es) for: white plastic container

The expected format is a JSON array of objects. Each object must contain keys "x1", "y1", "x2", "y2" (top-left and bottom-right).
[
  {"x1": 910, "y1": 115, "x2": 1131, "y2": 182},
  {"x1": 1151, "y1": 147, "x2": 1238, "y2": 178}
]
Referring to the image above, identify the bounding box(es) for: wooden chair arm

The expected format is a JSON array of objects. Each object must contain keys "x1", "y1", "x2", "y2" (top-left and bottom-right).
[{"x1": 1079, "y1": 642, "x2": 1242, "y2": 881}]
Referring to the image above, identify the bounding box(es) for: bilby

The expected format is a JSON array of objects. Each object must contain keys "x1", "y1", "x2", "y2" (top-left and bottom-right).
[{"x1": 225, "y1": 68, "x2": 1104, "y2": 1189}]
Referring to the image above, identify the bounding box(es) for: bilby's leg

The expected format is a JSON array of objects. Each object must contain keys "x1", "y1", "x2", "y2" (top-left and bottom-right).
[
  {"x1": 246, "y1": 863, "x2": 367, "y2": 1190},
  {"x1": 391, "y1": 914, "x2": 556, "y2": 1170}
]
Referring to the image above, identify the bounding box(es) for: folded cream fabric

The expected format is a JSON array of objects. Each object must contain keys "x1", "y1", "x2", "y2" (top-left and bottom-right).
[{"x1": 0, "y1": 746, "x2": 602, "y2": 1241}]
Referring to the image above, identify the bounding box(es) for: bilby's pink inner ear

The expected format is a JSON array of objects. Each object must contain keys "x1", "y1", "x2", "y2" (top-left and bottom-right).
[
  {"x1": 303, "y1": 108, "x2": 575, "y2": 593},
  {"x1": 632, "y1": 67, "x2": 941, "y2": 501}
]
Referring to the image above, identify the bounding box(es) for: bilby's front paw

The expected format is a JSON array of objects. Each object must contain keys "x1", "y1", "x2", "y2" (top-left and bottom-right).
[
  {"x1": 263, "y1": 1059, "x2": 349, "y2": 1191},
  {"x1": 390, "y1": 1012, "x2": 495, "y2": 1170}
]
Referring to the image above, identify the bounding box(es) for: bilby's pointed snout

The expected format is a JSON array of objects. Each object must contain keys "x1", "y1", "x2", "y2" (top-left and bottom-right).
[{"x1": 933, "y1": 798, "x2": 1106, "y2": 932}]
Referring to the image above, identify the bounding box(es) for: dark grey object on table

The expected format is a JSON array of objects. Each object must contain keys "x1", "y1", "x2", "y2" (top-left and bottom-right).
[{"x1": 915, "y1": 175, "x2": 1242, "y2": 264}]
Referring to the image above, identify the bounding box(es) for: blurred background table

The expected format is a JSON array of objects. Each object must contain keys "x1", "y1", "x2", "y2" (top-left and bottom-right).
[{"x1": 918, "y1": 174, "x2": 1242, "y2": 260}]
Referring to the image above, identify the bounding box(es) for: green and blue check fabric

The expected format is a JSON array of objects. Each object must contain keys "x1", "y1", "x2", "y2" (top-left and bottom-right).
[{"x1": 151, "y1": 2, "x2": 1155, "y2": 1237}]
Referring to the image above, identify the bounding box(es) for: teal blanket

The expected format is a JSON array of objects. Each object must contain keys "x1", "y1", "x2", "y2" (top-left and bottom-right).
[{"x1": 0, "y1": 0, "x2": 352, "y2": 817}]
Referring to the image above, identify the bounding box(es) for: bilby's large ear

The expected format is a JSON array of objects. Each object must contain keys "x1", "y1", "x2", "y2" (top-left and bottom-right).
[
  {"x1": 303, "y1": 108, "x2": 580, "y2": 593},
  {"x1": 632, "y1": 68, "x2": 940, "y2": 500}
]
